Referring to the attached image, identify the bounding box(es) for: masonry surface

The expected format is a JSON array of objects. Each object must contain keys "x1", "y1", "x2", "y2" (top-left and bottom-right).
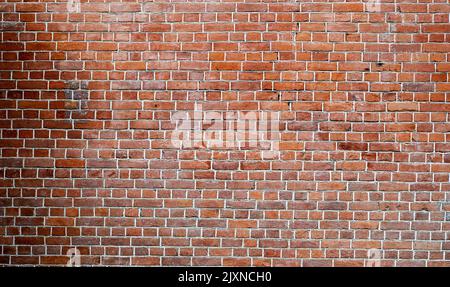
[{"x1": 0, "y1": 0, "x2": 449, "y2": 266}]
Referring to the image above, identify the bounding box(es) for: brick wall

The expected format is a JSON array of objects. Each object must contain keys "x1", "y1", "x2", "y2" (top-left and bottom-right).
[{"x1": 0, "y1": 0, "x2": 449, "y2": 266}]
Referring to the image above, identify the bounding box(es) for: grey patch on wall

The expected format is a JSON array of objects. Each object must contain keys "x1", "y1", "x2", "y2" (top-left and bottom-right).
[
  {"x1": 64, "y1": 80, "x2": 89, "y2": 121},
  {"x1": 0, "y1": 22, "x2": 24, "y2": 31},
  {"x1": 439, "y1": 201, "x2": 450, "y2": 221}
]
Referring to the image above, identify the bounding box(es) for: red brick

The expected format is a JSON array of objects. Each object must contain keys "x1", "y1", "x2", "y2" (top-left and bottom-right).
[{"x1": 1, "y1": 1, "x2": 448, "y2": 268}]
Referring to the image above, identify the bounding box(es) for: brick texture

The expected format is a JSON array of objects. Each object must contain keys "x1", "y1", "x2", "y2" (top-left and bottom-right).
[{"x1": 1, "y1": 0, "x2": 449, "y2": 266}]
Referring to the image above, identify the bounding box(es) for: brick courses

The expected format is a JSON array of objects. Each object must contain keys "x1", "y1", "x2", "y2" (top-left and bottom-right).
[{"x1": 0, "y1": 0, "x2": 449, "y2": 266}]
